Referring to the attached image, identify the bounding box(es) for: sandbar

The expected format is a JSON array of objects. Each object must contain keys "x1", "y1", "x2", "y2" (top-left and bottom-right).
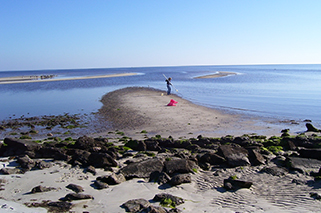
[
  {"x1": 97, "y1": 87, "x2": 299, "y2": 139},
  {"x1": 0, "y1": 73, "x2": 137, "y2": 84},
  {"x1": 194, "y1": 71, "x2": 237, "y2": 79}
]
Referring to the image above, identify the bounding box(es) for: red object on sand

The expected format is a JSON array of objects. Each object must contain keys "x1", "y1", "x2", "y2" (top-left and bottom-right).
[{"x1": 167, "y1": 99, "x2": 178, "y2": 106}]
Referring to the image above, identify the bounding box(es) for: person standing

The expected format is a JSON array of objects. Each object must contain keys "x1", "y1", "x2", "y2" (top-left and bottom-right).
[{"x1": 166, "y1": 77, "x2": 172, "y2": 95}]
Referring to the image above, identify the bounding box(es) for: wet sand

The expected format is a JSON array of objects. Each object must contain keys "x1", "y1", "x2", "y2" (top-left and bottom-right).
[
  {"x1": 0, "y1": 73, "x2": 137, "y2": 84},
  {"x1": 193, "y1": 71, "x2": 237, "y2": 79}
]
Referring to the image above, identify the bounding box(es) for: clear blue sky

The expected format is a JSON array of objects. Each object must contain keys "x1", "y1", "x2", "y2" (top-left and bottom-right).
[{"x1": 1, "y1": 0, "x2": 321, "y2": 71}]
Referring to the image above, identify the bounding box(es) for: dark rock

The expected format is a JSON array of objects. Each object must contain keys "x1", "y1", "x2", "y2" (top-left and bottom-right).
[
  {"x1": 144, "y1": 140, "x2": 161, "y2": 151},
  {"x1": 2, "y1": 138, "x2": 41, "y2": 156},
  {"x1": 218, "y1": 145, "x2": 250, "y2": 167},
  {"x1": 260, "y1": 166, "x2": 287, "y2": 176},
  {"x1": 125, "y1": 140, "x2": 146, "y2": 151},
  {"x1": 306, "y1": 123, "x2": 320, "y2": 132},
  {"x1": 164, "y1": 159, "x2": 197, "y2": 175},
  {"x1": 88, "y1": 152, "x2": 118, "y2": 168},
  {"x1": 153, "y1": 193, "x2": 184, "y2": 207},
  {"x1": 31, "y1": 185, "x2": 56, "y2": 193},
  {"x1": 37, "y1": 147, "x2": 69, "y2": 161},
  {"x1": 150, "y1": 171, "x2": 171, "y2": 184},
  {"x1": 68, "y1": 149, "x2": 91, "y2": 166},
  {"x1": 223, "y1": 179, "x2": 253, "y2": 190},
  {"x1": 248, "y1": 148, "x2": 266, "y2": 166},
  {"x1": 285, "y1": 157, "x2": 321, "y2": 174},
  {"x1": 120, "y1": 158, "x2": 164, "y2": 179},
  {"x1": 74, "y1": 135, "x2": 96, "y2": 150},
  {"x1": 16, "y1": 155, "x2": 35, "y2": 170},
  {"x1": 198, "y1": 152, "x2": 226, "y2": 166},
  {"x1": 47, "y1": 201, "x2": 72, "y2": 212},
  {"x1": 96, "y1": 173, "x2": 126, "y2": 185},
  {"x1": 66, "y1": 184, "x2": 84, "y2": 193},
  {"x1": 140, "y1": 206, "x2": 168, "y2": 213},
  {"x1": 94, "y1": 180, "x2": 109, "y2": 189},
  {"x1": 86, "y1": 165, "x2": 97, "y2": 175},
  {"x1": 298, "y1": 148, "x2": 321, "y2": 160},
  {"x1": 35, "y1": 160, "x2": 52, "y2": 170},
  {"x1": 60, "y1": 193, "x2": 93, "y2": 201},
  {"x1": 121, "y1": 198, "x2": 150, "y2": 213},
  {"x1": 169, "y1": 173, "x2": 191, "y2": 186},
  {"x1": 0, "y1": 168, "x2": 22, "y2": 175}
]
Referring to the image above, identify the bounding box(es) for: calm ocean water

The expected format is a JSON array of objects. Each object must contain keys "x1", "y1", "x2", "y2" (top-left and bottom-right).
[{"x1": 1, "y1": 64, "x2": 321, "y2": 127}]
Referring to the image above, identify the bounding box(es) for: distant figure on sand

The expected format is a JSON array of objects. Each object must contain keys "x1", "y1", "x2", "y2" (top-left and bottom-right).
[{"x1": 166, "y1": 77, "x2": 172, "y2": 95}]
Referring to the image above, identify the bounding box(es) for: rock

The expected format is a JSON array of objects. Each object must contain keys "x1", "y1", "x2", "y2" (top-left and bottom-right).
[
  {"x1": 68, "y1": 149, "x2": 91, "y2": 166},
  {"x1": 169, "y1": 173, "x2": 191, "y2": 186},
  {"x1": 31, "y1": 185, "x2": 56, "y2": 193},
  {"x1": 140, "y1": 206, "x2": 168, "y2": 213},
  {"x1": 66, "y1": 184, "x2": 84, "y2": 193},
  {"x1": 16, "y1": 155, "x2": 35, "y2": 170},
  {"x1": 153, "y1": 193, "x2": 185, "y2": 207},
  {"x1": 35, "y1": 160, "x2": 52, "y2": 169},
  {"x1": 0, "y1": 168, "x2": 22, "y2": 175},
  {"x1": 306, "y1": 123, "x2": 320, "y2": 132},
  {"x1": 47, "y1": 201, "x2": 72, "y2": 212},
  {"x1": 198, "y1": 152, "x2": 226, "y2": 166},
  {"x1": 149, "y1": 171, "x2": 171, "y2": 184},
  {"x1": 96, "y1": 173, "x2": 126, "y2": 185},
  {"x1": 120, "y1": 158, "x2": 164, "y2": 179},
  {"x1": 298, "y1": 148, "x2": 321, "y2": 160},
  {"x1": 164, "y1": 158, "x2": 197, "y2": 175},
  {"x1": 260, "y1": 166, "x2": 287, "y2": 176},
  {"x1": 248, "y1": 148, "x2": 266, "y2": 166},
  {"x1": 74, "y1": 135, "x2": 96, "y2": 150},
  {"x1": 121, "y1": 198, "x2": 151, "y2": 212},
  {"x1": 60, "y1": 193, "x2": 93, "y2": 201},
  {"x1": 86, "y1": 165, "x2": 97, "y2": 175},
  {"x1": 218, "y1": 144, "x2": 250, "y2": 167},
  {"x1": 285, "y1": 157, "x2": 321, "y2": 174},
  {"x1": 37, "y1": 147, "x2": 69, "y2": 161},
  {"x1": 88, "y1": 152, "x2": 118, "y2": 168},
  {"x1": 125, "y1": 140, "x2": 147, "y2": 151},
  {"x1": 1, "y1": 138, "x2": 41, "y2": 156},
  {"x1": 94, "y1": 180, "x2": 109, "y2": 189},
  {"x1": 223, "y1": 179, "x2": 253, "y2": 190}
]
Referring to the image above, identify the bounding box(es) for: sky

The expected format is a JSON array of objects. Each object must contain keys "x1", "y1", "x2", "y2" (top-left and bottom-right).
[{"x1": 1, "y1": 0, "x2": 321, "y2": 71}]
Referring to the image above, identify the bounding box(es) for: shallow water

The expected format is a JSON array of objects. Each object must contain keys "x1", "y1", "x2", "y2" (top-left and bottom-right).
[{"x1": 1, "y1": 65, "x2": 321, "y2": 127}]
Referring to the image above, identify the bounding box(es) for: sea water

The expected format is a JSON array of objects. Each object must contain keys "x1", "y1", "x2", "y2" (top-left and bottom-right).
[{"x1": 0, "y1": 64, "x2": 320, "y2": 127}]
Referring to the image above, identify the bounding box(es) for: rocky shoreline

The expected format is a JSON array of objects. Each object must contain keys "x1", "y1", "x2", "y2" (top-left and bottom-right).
[
  {"x1": 1, "y1": 87, "x2": 321, "y2": 212},
  {"x1": 1, "y1": 126, "x2": 321, "y2": 212}
]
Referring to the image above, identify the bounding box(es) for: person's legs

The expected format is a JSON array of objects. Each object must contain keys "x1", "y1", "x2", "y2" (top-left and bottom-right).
[{"x1": 167, "y1": 85, "x2": 171, "y2": 95}]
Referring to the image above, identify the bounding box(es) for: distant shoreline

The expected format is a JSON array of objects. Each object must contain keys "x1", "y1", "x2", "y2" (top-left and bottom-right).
[
  {"x1": 0, "y1": 73, "x2": 137, "y2": 84},
  {"x1": 194, "y1": 71, "x2": 237, "y2": 79}
]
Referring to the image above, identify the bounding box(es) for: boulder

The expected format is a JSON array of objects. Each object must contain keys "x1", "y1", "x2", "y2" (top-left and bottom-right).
[
  {"x1": 120, "y1": 158, "x2": 164, "y2": 179},
  {"x1": 86, "y1": 165, "x2": 97, "y2": 175},
  {"x1": 121, "y1": 198, "x2": 151, "y2": 212},
  {"x1": 153, "y1": 193, "x2": 184, "y2": 207},
  {"x1": 73, "y1": 135, "x2": 96, "y2": 150},
  {"x1": 60, "y1": 193, "x2": 93, "y2": 201},
  {"x1": 164, "y1": 158, "x2": 197, "y2": 175},
  {"x1": 0, "y1": 168, "x2": 22, "y2": 175},
  {"x1": 298, "y1": 148, "x2": 321, "y2": 160},
  {"x1": 224, "y1": 179, "x2": 253, "y2": 190},
  {"x1": 169, "y1": 173, "x2": 191, "y2": 186},
  {"x1": 218, "y1": 145, "x2": 250, "y2": 167},
  {"x1": 66, "y1": 184, "x2": 84, "y2": 193},
  {"x1": 31, "y1": 185, "x2": 56, "y2": 193},
  {"x1": 149, "y1": 171, "x2": 171, "y2": 184},
  {"x1": 198, "y1": 152, "x2": 226, "y2": 165},
  {"x1": 35, "y1": 160, "x2": 52, "y2": 170},
  {"x1": 16, "y1": 155, "x2": 35, "y2": 170},
  {"x1": 2, "y1": 138, "x2": 41, "y2": 156},
  {"x1": 96, "y1": 173, "x2": 126, "y2": 185},
  {"x1": 286, "y1": 157, "x2": 321, "y2": 174},
  {"x1": 248, "y1": 148, "x2": 266, "y2": 166},
  {"x1": 68, "y1": 149, "x2": 91, "y2": 166},
  {"x1": 88, "y1": 152, "x2": 118, "y2": 168},
  {"x1": 306, "y1": 123, "x2": 320, "y2": 132},
  {"x1": 94, "y1": 180, "x2": 109, "y2": 189}
]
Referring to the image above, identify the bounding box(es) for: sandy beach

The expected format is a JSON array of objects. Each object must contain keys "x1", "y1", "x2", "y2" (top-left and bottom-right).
[
  {"x1": 97, "y1": 87, "x2": 302, "y2": 139},
  {"x1": 0, "y1": 73, "x2": 137, "y2": 84},
  {"x1": 193, "y1": 71, "x2": 237, "y2": 79},
  {"x1": 0, "y1": 87, "x2": 320, "y2": 213}
]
